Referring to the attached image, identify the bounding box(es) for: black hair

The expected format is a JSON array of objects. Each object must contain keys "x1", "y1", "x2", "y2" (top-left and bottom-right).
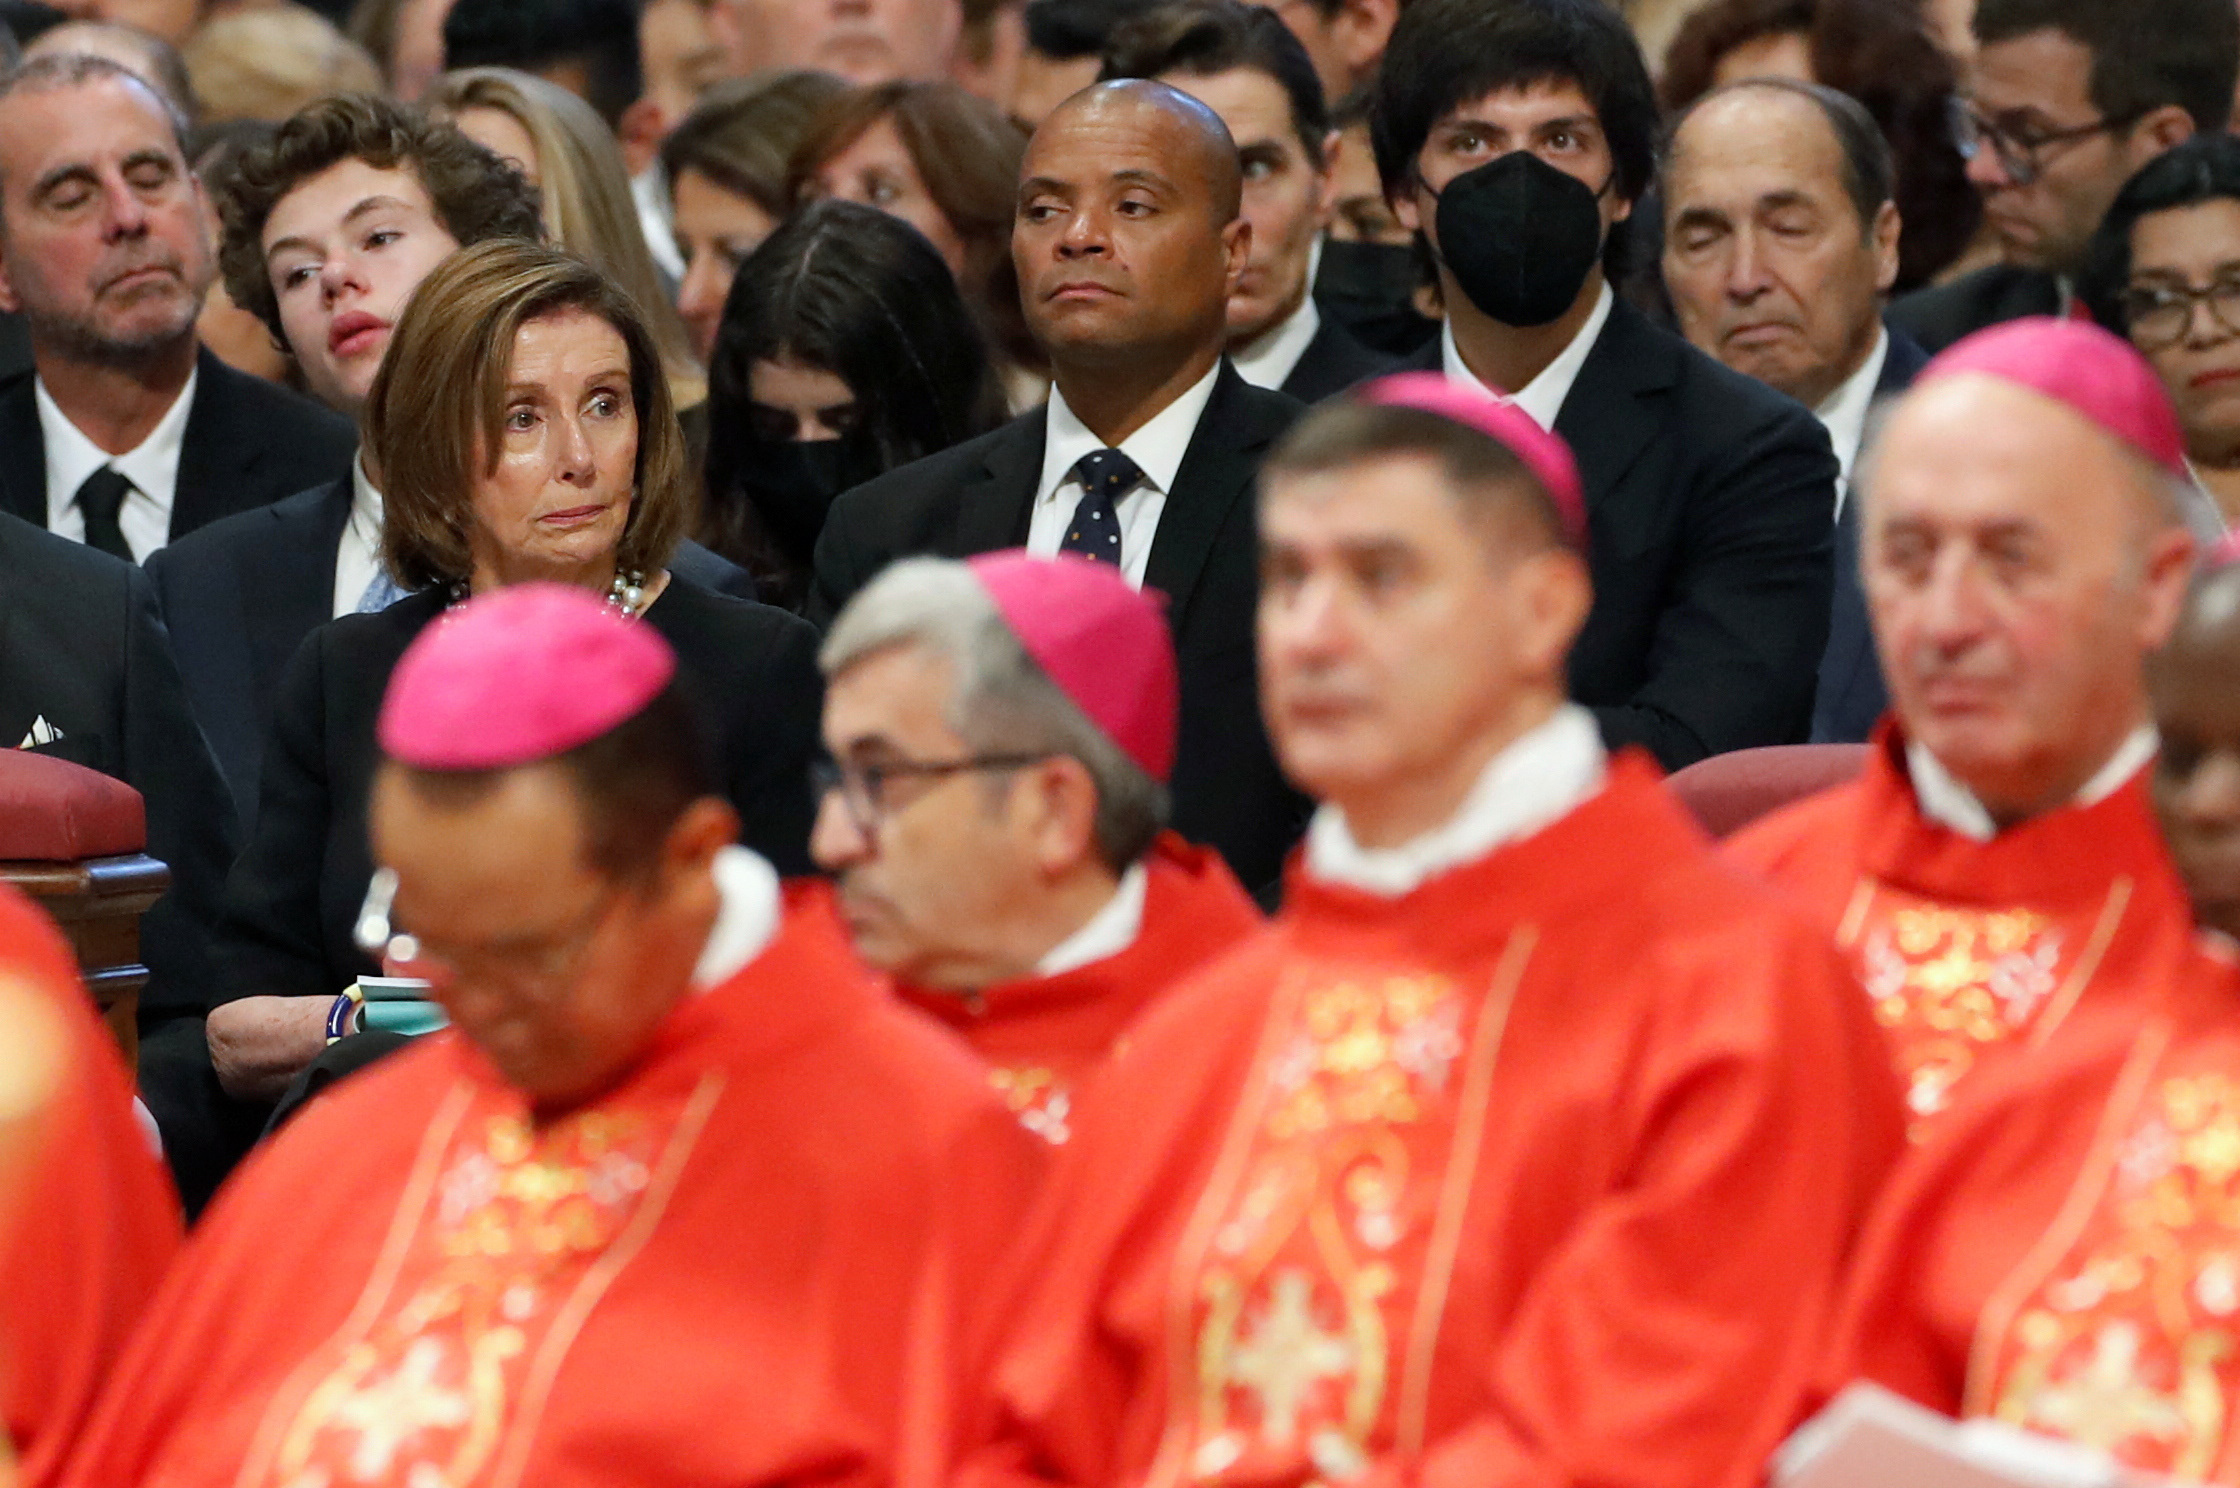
[
  {"x1": 441, "y1": 0, "x2": 642, "y2": 127},
  {"x1": 1099, "y1": 0, "x2": 1330, "y2": 167},
  {"x1": 1974, "y1": 0, "x2": 2238, "y2": 136},
  {"x1": 1668, "y1": 76, "x2": 1893, "y2": 236},
  {"x1": 2080, "y1": 132, "x2": 2240, "y2": 330},
  {"x1": 1370, "y1": 0, "x2": 1658, "y2": 205},
  {"x1": 704, "y1": 200, "x2": 1010, "y2": 604},
  {"x1": 1025, "y1": 0, "x2": 1158, "y2": 59}
]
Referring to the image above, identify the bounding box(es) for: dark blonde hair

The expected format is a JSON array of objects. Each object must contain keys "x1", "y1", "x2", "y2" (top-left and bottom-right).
[{"x1": 367, "y1": 238, "x2": 689, "y2": 590}]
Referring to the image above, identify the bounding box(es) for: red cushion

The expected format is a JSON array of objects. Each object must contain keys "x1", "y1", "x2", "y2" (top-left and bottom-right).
[
  {"x1": 0, "y1": 751, "x2": 146, "y2": 860},
  {"x1": 1666, "y1": 744, "x2": 1870, "y2": 841}
]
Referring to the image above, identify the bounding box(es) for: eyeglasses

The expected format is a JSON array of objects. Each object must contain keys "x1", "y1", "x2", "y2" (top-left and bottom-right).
[
  {"x1": 354, "y1": 866, "x2": 623, "y2": 996},
  {"x1": 2120, "y1": 272, "x2": 2240, "y2": 349},
  {"x1": 1948, "y1": 98, "x2": 2143, "y2": 187},
  {"x1": 812, "y1": 752, "x2": 1053, "y2": 835}
]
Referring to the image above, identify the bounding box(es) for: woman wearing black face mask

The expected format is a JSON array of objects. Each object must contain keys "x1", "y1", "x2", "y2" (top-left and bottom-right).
[{"x1": 704, "y1": 200, "x2": 1011, "y2": 611}]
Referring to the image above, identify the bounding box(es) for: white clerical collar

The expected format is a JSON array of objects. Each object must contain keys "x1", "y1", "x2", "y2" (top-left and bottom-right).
[
  {"x1": 1817, "y1": 324, "x2": 1888, "y2": 516},
  {"x1": 1440, "y1": 279, "x2": 1612, "y2": 431},
  {"x1": 1231, "y1": 291, "x2": 1323, "y2": 392},
  {"x1": 1033, "y1": 860, "x2": 1149, "y2": 977},
  {"x1": 1307, "y1": 703, "x2": 1608, "y2": 896},
  {"x1": 691, "y1": 845, "x2": 781, "y2": 988},
  {"x1": 1037, "y1": 359, "x2": 1220, "y2": 515},
  {"x1": 1906, "y1": 723, "x2": 2158, "y2": 841}
]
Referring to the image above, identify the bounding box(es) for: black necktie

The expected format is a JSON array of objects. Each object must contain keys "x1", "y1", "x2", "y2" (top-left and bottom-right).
[
  {"x1": 74, "y1": 467, "x2": 133, "y2": 561},
  {"x1": 1060, "y1": 448, "x2": 1144, "y2": 568}
]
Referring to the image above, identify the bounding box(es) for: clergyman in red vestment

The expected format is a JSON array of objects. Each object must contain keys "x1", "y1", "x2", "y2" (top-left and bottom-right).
[
  {"x1": 0, "y1": 885, "x2": 180, "y2": 1488},
  {"x1": 809, "y1": 552, "x2": 1261, "y2": 1144},
  {"x1": 60, "y1": 586, "x2": 1040, "y2": 1488},
  {"x1": 957, "y1": 374, "x2": 1905, "y2": 1488},
  {"x1": 1730, "y1": 318, "x2": 2204, "y2": 1132},
  {"x1": 1822, "y1": 550, "x2": 2240, "y2": 1481}
]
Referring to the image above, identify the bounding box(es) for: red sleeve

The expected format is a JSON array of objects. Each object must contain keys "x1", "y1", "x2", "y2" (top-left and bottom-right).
[{"x1": 0, "y1": 887, "x2": 183, "y2": 1488}]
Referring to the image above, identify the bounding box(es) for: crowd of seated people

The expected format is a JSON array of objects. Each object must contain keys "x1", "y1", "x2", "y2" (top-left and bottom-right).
[{"x1": 7, "y1": 0, "x2": 2240, "y2": 1478}]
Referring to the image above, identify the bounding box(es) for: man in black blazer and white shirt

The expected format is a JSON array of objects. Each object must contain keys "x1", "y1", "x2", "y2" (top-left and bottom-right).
[
  {"x1": 1660, "y1": 78, "x2": 1933, "y2": 745},
  {"x1": 812, "y1": 80, "x2": 1310, "y2": 894},
  {"x1": 1100, "y1": 0, "x2": 1396, "y2": 404},
  {"x1": 0, "y1": 56, "x2": 355, "y2": 560},
  {"x1": 1380, "y1": 0, "x2": 1840, "y2": 770}
]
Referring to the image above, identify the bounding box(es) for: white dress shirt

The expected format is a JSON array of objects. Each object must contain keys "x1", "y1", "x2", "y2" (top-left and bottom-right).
[
  {"x1": 1027, "y1": 360, "x2": 1221, "y2": 589},
  {"x1": 1816, "y1": 325, "x2": 1888, "y2": 518},
  {"x1": 39, "y1": 367, "x2": 197, "y2": 561},
  {"x1": 1440, "y1": 280, "x2": 1613, "y2": 431},
  {"x1": 1907, "y1": 723, "x2": 2158, "y2": 842},
  {"x1": 1033, "y1": 861, "x2": 1149, "y2": 977},
  {"x1": 632, "y1": 164, "x2": 686, "y2": 280},
  {"x1": 1307, "y1": 703, "x2": 1609, "y2": 897},
  {"x1": 1230, "y1": 295, "x2": 1323, "y2": 393},
  {"x1": 331, "y1": 455, "x2": 389, "y2": 618},
  {"x1": 690, "y1": 845, "x2": 781, "y2": 989}
]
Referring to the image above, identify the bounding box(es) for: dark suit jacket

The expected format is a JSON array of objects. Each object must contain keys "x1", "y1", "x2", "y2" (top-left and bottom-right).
[
  {"x1": 0, "y1": 511, "x2": 236, "y2": 1017},
  {"x1": 214, "y1": 578, "x2": 824, "y2": 1006},
  {"x1": 1406, "y1": 299, "x2": 1840, "y2": 767},
  {"x1": 0, "y1": 347, "x2": 356, "y2": 547},
  {"x1": 1887, "y1": 264, "x2": 2061, "y2": 355},
  {"x1": 809, "y1": 361, "x2": 1312, "y2": 894},
  {"x1": 1810, "y1": 326, "x2": 1930, "y2": 744},
  {"x1": 147, "y1": 477, "x2": 760, "y2": 831},
  {"x1": 1279, "y1": 316, "x2": 1399, "y2": 404}
]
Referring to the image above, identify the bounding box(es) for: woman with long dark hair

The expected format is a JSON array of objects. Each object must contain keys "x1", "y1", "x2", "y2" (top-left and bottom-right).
[{"x1": 704, "y1": 199, "x2": 1010, "y2": 610}]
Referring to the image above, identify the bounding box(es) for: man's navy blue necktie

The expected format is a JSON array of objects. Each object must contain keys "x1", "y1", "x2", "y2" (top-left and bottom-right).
[
  {"x1": 75, "y1": 467, "x2": 133, "y2": 561},
  {"x1": 1060, "y1": 447, "x2": 1144, "y2": 568}
]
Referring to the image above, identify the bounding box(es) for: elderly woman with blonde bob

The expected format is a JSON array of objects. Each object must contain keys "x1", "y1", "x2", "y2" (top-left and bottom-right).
[{"x1": 204, "y1": 240, "x2": 823, "y2": 1109}]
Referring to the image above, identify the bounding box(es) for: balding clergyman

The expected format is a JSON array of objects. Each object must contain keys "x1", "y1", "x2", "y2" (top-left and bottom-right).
[{"x1": 809, "y1": 80, "x2": 1309, "y2": 896}]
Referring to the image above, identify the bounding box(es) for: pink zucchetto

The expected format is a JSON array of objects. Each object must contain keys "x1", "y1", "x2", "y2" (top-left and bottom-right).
[
  {"x1": 1917, "y1": 317, "x2": 2189, "y2": 479},
  {"x1": 378, "y1": 583, "x2": 677, "y2": 771},
  {"x1": 1356, "y1": 370, "x2": 1589, "y2": 549},
  {"x1": 968, "y1": 551, "x2": 1179, "y2": 784}
]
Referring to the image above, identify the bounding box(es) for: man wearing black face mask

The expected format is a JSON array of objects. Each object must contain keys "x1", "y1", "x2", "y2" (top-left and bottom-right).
[{"x1": 1381, "y1": 0, "x2": 1842, "y2": 769}]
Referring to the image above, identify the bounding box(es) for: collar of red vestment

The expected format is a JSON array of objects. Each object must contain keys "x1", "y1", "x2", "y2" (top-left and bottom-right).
[
  {"x1": 1274, "y1": 751, "x2": 1684, "y2": 941},
  {"x1": 1848, "y1": 717, "x2": 2181, "y2": 902}
]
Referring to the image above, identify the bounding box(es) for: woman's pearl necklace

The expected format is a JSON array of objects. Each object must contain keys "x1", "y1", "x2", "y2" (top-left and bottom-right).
[
  {"x1": 608, "y1": 568, "x2": 648, "y2": 617},
  {"x1": 451, "y1": 569, "x2": 649, "y2": 617}
]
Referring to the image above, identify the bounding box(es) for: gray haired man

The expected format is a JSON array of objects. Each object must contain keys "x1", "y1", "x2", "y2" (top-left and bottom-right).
[{"x1": 811, "y1": 550, "x2": 1261, "y2": 1143}]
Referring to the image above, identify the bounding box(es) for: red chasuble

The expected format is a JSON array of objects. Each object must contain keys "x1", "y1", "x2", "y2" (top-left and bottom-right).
[
  {"x1": 0, "y1": 885, "x2": 181, "y2": 1488},
  {"x1": 1827, "y1": 937, "x2": 2240, "y2": 1481},
  {"x1": 886, "y1": 835, "x2": 1261, "y2": 1144},
  {"x1": 959, "y1": 756, "x2": 1904, "y2": 1488},
  {"x1": 59, "y1": 901, "x2": 1042, "y2": 1488},
  {"x1": 1727, "y1": 725, "x2": 2196, "y2": 1134}
]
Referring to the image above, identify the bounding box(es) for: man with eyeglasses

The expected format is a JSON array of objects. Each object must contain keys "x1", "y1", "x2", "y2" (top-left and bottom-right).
[
  {"x1": 1890, "y1": 0, "x2": 2236, "y2": 355},
  {"x1": 1380, "y1": 0, "x2": 1841, "y2": 770},
  {"x1": 809, "y1": 551, "x2": 1260, "y2": 1146},
  {"x1": 62, "y1": 582, "x2": 1041, "y2": 1488}
]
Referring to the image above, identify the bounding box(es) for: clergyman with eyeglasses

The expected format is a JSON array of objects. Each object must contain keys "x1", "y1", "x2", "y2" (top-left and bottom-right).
[
  {"x1": 806, "y1": 550, "x2": 1262, "y2": 1147},
  {"x1": 1889, "y1": 0, "x2": 2235, "y2": 355},
  {"x1": 2082, "y1": 132, "x2": 2240, "y2": 537}
]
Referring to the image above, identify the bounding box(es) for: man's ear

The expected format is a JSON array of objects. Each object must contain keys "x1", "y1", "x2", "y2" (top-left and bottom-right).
[
  {"x1": 1871, "y1": 199, "x2": 1901, "y2": 296},
  {"x1": 661, "y1": 795, "x2": 741, "y2": 884},
  {"x1": 1025, "y1": 755, "x2": 1104, "y2": 878},
  {"x1": 2139, "y1": 521, "x2": 2201, "y2": 653},
  {"x1": 2131, "y1": 103, "x2": 2197, "y2": 165},
  {"x1": 1312, "y1": 130, "x2": 1342, "y2": 225},
  {"x1": 1222, "y1": 214, "x2": 1252, "y2": 291},
  {"x1": 616, "y1": 96, "x2": 671, "y2": 178},
  {"x1": 0, "y1": 248, "x2": 21, "y2": 316}
]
